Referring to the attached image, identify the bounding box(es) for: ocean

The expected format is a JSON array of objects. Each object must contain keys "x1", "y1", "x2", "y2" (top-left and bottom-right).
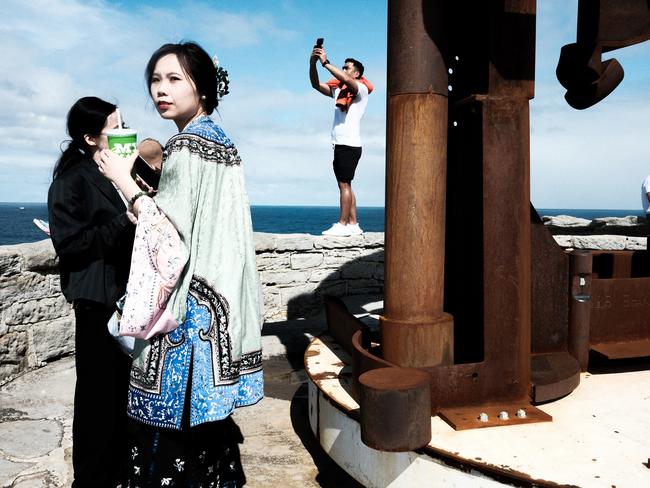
[
  {"x1": 0, "y1": 202, "x2": 641, "y2": 246},
  {"x1": 0, "y1": 203, "x2": 386, "y2": 245}
]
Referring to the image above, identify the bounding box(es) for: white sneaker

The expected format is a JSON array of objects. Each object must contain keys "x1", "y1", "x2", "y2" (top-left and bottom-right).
[
  {"x1": 348, "y1": 223, "x2": 363, "y2": 235},
  {"x1": 322, "y1": 222, "x2": 352, "y2": 236}
]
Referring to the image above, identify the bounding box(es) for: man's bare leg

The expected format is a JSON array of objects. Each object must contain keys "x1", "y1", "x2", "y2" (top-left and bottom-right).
[
  {"x1": 349, "y1": 188, "x2": 357, "y2": 225},
  {"x1": 338, "y1": 181, "x2": 353, "y2": 224}
]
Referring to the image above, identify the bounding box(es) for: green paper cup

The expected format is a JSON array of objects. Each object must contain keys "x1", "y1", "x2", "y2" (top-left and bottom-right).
[{"x1": 106, "y1": 129, "x2": 137, "y2": 157}]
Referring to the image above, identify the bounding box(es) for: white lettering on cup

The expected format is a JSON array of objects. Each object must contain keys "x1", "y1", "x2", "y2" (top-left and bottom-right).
[{"x1": 113, "y1": 143, "x2": 137, "y2": 155}]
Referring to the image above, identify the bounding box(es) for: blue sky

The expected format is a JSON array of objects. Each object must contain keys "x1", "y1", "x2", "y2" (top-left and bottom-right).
[{"x1": 1, "y1": 0, "x2": 649, "y2": 210}]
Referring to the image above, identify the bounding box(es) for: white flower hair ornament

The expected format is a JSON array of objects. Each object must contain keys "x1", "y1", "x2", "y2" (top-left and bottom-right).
[{"x1": 212, "y1": 55, "x2": 230, "y2": 102}]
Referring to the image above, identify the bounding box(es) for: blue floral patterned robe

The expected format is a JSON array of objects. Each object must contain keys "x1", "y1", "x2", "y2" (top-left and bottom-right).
[{"x1": 127, "y1": 116, "x2": 263, "y2": 429}]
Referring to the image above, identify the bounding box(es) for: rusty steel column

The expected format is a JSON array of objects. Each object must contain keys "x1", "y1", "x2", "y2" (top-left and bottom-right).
[
  {"x1": 480, "y1": 0, "x2": 536, "y2": 399},
  {"x1": 380, "y1": 0, "x2": 454, "y2": 368}
]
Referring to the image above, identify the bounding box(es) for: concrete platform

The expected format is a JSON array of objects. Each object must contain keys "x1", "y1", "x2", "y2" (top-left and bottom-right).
[
  {"x1": 306, "y1": 332, "x2": 650, "y2": 487},
  {"x1": 0, "y1": 304, "x2": 379, "y2": 488}
]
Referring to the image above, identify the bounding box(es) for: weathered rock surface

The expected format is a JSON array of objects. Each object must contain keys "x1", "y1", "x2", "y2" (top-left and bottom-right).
[
  {"x1": 544, "y1": 214, "x2": 650, "y2": 238},
  {"x1": 552, "y1": 235, "x2": 647, "y2": 250},
  {"x1": 542, "y1": 215, "x2": 592, "y2": 227},
  {"x1": 590, "y1": 216, "x2": 645, "y2": 227},
  {"x1": 0, "y1": 420, "x2": 62, "y2": 458}
]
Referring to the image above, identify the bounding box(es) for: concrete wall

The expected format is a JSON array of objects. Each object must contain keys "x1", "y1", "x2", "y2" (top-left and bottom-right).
[{"x1": 0, "y1": 233, "x2": 384, "y2": 384}]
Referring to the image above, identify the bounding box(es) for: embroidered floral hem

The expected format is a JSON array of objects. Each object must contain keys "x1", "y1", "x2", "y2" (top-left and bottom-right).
[
  {"x1": 127, "y1": 279, "x2": 263, "y2": 430},
  {"x1": 128, "y1": 369, "x2": 263, "y2": 430}
]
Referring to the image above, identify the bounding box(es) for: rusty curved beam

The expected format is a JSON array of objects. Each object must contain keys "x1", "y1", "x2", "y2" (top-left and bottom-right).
[{"x1": 557, "y1": 0, "x2": 650, "y2": 109}]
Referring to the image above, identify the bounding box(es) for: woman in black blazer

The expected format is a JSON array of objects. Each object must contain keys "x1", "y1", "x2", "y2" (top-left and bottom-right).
[{"x1": 47, "y1": 97, "x2": 135, "y2": 488}]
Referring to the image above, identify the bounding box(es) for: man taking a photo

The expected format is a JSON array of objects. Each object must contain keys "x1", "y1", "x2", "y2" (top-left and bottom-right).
[{"x1": 310, "y1": 41, "x2": 372, "y2": 236}]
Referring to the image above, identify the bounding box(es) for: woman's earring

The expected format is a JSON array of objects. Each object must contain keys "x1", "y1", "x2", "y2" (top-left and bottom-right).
[{"x1": 200, "y1": 95, "x2": 206, "y2": 100}]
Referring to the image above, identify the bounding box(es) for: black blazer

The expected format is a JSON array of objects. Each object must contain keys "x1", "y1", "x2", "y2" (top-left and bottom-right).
[{"x1": 48, "y1": 159, "x2": 135, "y2": 307}]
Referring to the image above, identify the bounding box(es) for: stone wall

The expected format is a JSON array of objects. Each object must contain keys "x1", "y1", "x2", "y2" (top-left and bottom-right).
[
  {"x1": 256, "y1": 232, "x2": 384, "y2": 319},
  {"x1": 0, "y1": 233, "x2": 384, "y2": 384},
  {"x1": 1, "y1": 226, "x2": 646, "y2": 385},
  {"x1": 0, "y1": 241, "x2": 73, "y2": 384},
  {"x1": 546, "y1": 215, "x2": 647, "y2": 250}
]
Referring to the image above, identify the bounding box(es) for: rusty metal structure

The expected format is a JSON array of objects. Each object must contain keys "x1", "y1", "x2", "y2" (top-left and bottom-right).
[
  {"x1": 557, "y1": 0, "x2": 650, "y2": 109},
  {"x1": 324, "y1": 0, "x2": 650, "y2": 450}
]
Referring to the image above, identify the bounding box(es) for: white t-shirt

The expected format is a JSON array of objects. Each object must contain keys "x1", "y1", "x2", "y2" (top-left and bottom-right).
[
  {"x1": 641, "y1": 175, "x2": 650, "y2": 214},
  {"x1": 330, "y1": 82, "x2": 369, "y2": 147}
]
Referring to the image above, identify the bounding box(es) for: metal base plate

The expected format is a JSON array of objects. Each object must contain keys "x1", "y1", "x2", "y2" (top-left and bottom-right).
[
  {"x1": 438, "y1": 402, "x2": 552, "y2": 430},
  {"x1": 592, "y1": 340, "x2": 650, "y2": 359}
]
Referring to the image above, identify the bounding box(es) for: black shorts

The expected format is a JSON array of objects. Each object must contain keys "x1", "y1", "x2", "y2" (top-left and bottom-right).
[{"x1": 333, "y1": 144, "x2": 362, "y2": 183}]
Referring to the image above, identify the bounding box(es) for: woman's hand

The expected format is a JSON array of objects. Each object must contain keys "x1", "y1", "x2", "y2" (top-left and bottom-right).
[
  {"x1": 97, "y1": 149, "x2": 145, "y2": 217},
  {"x1": 97, "y1": 149, "x2": 139, "y2": 187},
  {"x1": 126, "y1": 210, "x2": 138, "y2": 225},
  {"x1": 135, "y1": 174, "x2": 157, "y2": 196}
]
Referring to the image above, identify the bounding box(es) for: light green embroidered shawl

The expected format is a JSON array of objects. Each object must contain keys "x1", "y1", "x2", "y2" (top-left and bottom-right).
[{"x1": 147, "y1": 116, "x2": 262, "y2": 359}]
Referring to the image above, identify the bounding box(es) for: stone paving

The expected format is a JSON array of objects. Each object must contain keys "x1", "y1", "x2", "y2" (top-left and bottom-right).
[{"x1": 0, "y1": 300, "x2": 376, "y2": 488}]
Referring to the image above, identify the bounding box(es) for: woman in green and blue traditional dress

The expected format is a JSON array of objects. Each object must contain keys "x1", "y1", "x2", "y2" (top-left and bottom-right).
[{"x1": 97, "y1": 41, "x2": 263, "y2": 487}]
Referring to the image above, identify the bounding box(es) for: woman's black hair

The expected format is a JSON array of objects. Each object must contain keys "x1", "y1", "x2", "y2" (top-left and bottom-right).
[
  {"x1": 52, "y1": 96, "x2": 116, "y2": 180},
  {"x1": 145, "y1": 41, "x2": 218, "y2": 114}
]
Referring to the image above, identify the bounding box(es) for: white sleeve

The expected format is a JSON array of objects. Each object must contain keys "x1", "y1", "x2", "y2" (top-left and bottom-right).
[{"x1": 355, "y1": 82, "x2": 369, "y2": 101}]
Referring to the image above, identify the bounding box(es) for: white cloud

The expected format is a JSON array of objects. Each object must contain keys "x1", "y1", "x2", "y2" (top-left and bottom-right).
[
  {"x1": 4, "y1": 0, "x2": 645, "y2": 213},
  {"x1": 530, "y1": 0, "x2": 650, "y2": 211},
  {"x1": 531, "y1": 81, "x2": 650, "y2": 210},
  {"x1": 0, "y1": 0, "x2": 304, "y2": 203},
  {"x1": 218, "y1": 85, "x2": 386, "y2": 206}
]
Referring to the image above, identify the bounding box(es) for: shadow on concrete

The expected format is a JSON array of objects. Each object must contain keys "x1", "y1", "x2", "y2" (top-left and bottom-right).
[
  {"x1": 289, "y1": 385, "x2": 364, "y2": 488},
  {"x1": 262, "y1": 251, "x2": 383, "y2": 486},
  {"x1": 262, "y1": 352, "x2": 363, "y2": 487}
]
